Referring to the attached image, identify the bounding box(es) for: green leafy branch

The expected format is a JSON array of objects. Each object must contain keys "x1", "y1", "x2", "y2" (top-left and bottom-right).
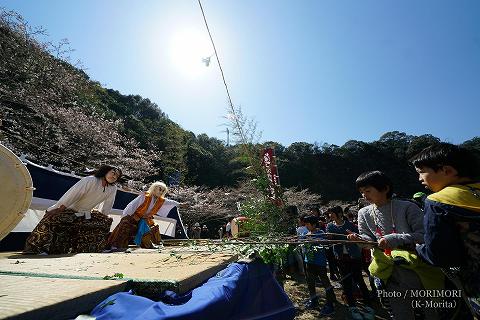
[{"x1": 103, "y1": 273, "x2": 124, "y2": 280}]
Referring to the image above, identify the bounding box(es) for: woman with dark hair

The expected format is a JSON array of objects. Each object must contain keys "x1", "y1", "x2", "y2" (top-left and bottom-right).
[{"x1": 24, "y1": 165, "x2": 122, "y2": 254}]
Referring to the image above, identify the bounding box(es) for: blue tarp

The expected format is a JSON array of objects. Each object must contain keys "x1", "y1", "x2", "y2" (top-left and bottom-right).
[{"x1": 90, "y1": 262, "x2": 295, "y2": 320}]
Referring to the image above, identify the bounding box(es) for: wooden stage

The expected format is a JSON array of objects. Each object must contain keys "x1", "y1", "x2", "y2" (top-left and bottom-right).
[{"x1": 0, "y1": 247, "x2": 238, "y2": 320}]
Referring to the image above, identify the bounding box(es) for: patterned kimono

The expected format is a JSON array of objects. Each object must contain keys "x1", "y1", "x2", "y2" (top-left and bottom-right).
[
  {"x1": 24, "y1": 176, "x2": 116, "y2": 254},
  {"x1": 106, "y1": 192, "x2": 178, "y2": 249}
]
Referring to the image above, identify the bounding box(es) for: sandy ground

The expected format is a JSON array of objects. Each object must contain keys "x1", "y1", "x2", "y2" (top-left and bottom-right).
[{"x1": 282, "y1": 273, "x2": 389, "y2": 320}]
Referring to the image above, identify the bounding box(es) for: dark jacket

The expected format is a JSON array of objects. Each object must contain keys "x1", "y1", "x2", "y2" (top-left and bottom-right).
[
  {"x1": 326, "y1": 220, "x2": 362, "y2": 259},
  {"x1": 416, "y1": 183, "x2": 480, "y2": 296}
]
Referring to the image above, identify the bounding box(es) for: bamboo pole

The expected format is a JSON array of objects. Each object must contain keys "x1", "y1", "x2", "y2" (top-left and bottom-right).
[{"x1": 161, "y1": 238, "x2": 377, "y2": 246}]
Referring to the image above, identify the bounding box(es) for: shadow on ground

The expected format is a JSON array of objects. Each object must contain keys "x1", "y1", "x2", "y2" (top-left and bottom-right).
[{"x1": 283, "y1": 273, "x2": 389, "y2": 320}]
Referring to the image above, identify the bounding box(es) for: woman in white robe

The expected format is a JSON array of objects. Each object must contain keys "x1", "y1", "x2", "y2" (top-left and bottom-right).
[{"x1": 24, "y1": 165, "x2": 121, "y2": 254}]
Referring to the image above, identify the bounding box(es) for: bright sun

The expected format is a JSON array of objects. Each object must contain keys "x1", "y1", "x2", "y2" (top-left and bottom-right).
[{"x1": 169, "y1": 28, "x2": 213, "y2": 78}]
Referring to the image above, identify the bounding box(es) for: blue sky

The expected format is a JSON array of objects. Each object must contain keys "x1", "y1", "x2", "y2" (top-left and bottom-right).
[{"x1": 3, "y1": 0, "x2": 480, "y2": 146}]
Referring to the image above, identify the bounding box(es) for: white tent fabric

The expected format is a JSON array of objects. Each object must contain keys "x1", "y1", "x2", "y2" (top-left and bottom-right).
[{"x1": 2, "y1": 153, "x2": 184, "y2": 241}]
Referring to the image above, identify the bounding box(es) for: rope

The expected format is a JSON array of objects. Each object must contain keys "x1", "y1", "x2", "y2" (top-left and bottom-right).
[
  {"x1": 197, "y1": 0, "x2": 258, "y2": 173},
  {"x1": 0, "y1": 270, "x2": 117, "y2": 281},
  {"x1": 0, "y1": 270, "x2": 180, "y2": 284},
  {"x1": 162, "y1": 238, "x2": 378, "y2": 246},
  {"x1": 197, "y1": 1, "x2": 239, "y2": 138}
]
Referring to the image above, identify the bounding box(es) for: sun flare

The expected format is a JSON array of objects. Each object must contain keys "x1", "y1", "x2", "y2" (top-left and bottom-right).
[{"x1": 169, "y1": 28, "x2": 213, "y2": 78}]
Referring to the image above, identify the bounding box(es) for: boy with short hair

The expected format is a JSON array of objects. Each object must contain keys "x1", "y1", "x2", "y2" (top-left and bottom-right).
[
  {"x1": 303, "y1": 215, "x2": 337, "y2": 315},
  {"x1": 347, "y1": 170, "x2": 439, "y2": 319},
  {"x1": 296, "y1": 214, "x2": 309, "y2": 237},
  {"x1": 293, "y1": 214, "x2": 308, "y2": 275},
  {"x1": 325, "y1": 205, "x2": 372, "y2": 318},
  {"x1": 411, "y1": 143, "x2": 480, "y2": 316}
]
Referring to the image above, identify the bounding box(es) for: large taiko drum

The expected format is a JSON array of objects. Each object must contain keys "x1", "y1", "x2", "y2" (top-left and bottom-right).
[{"x1": 0, "y1": 144, "x2": 34, "y2": 241}]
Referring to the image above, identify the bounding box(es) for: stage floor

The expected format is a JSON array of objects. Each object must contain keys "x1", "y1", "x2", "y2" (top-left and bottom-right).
[{"x1": 0, "y1": 247, "x2": 238, "y2": 319}]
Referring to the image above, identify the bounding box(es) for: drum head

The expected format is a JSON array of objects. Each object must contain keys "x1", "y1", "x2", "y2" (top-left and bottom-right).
[{"x1": 0, "y1": 144, "x2": 33, "y2": 241}]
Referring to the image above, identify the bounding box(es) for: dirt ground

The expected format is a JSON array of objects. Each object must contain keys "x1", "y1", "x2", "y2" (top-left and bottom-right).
[{"x1": 282, "y1": 272, "x2": 389, "y2": 320}]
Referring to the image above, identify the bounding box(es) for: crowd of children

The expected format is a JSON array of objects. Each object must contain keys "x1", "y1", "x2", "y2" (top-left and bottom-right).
[
  {"x1": 22, "y1": 142, "x2": 480, "y2": 319},
  {"x1": 293, "y1": 143, "x2": 480, "y2": 319}
]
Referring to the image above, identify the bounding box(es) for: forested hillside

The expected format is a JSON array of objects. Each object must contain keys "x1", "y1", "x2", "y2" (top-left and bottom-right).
[
  {"x1": 0, "y1": 9, "x2": 245, "y2": 187},
  {"x1": 1, "y1": 9, "x2": 479, "y2": 201}
]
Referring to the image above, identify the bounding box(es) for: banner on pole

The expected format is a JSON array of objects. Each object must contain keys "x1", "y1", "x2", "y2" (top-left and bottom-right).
[{"x1": 261, "y1": 147, "x2": 281, "y2": 201}]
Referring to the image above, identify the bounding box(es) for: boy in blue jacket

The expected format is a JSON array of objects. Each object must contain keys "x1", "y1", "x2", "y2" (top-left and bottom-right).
[
  {"x1": 326, "y1": 206, "x2": 372, "y2": 316},
  {"x1": 411, "y1": 143, "x2": 480, "y2": 316},
  {"x1": 303, "y1": 215, "x2": 337, "y2": 315}
]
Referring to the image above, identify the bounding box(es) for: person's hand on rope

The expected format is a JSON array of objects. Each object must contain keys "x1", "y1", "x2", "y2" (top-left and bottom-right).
[
  {"x1": 377, "y1": 237, "x2": 390, "y2": 250},
  {"x1": 346, "y1": 229, "x2": 362, "y2": 241}
]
